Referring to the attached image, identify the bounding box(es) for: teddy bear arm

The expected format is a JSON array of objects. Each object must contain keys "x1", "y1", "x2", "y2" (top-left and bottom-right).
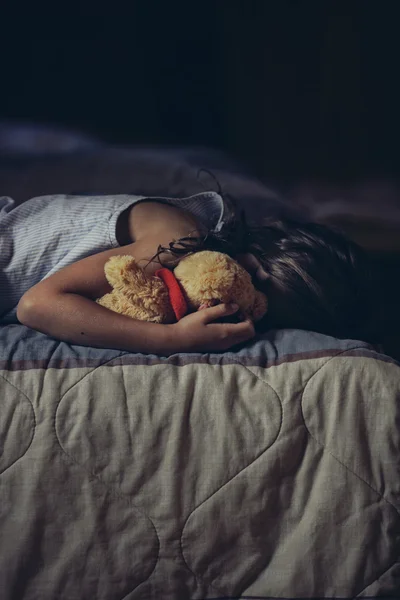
[{"x1": 97, "y1": 292, "x2": 165, "y2": 323}]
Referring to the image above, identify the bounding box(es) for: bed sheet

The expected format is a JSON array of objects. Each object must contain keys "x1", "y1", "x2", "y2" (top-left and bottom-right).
[{"x1": 1, "y1": 323, "x2": 399, "y2": 599}]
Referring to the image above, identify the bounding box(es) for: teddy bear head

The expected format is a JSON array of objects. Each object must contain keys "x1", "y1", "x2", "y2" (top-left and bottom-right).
[{"x1": 174, "y1": 251, "x2": 268, "y2": 322}]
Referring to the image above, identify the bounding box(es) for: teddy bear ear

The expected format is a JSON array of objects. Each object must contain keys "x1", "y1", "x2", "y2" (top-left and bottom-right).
[
  {"x1": 251, "y1": 290, "x2": 268, "y2": 322},
  {"x1": 104, "y1": 255, "x2": 149, "y2": 290}
]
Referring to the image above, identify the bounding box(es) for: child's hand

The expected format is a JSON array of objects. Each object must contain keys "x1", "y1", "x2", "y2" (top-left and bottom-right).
[{"x1": 169, "y1": 303, "x2": 255, "y2": 353}]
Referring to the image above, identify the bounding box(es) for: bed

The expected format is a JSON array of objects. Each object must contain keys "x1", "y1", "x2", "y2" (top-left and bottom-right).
[
  {"x1": 1, "y1": 325, "x2": 399, "y2": 599},
  {"x1": 1, "y1": 123, "x2": 400, "y2": 599}
]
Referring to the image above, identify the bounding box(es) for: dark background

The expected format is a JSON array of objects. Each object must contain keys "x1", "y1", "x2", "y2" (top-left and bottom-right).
[
  {"x1": 1, "y1": 1, "x2": 400, "y2": 358},
  {"x1": 1, "y1": 1, "x2": 399, "y2": 181}
]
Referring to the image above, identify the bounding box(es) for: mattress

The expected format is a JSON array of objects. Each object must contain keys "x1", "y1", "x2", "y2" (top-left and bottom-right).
[{"x1": 1, "y1": 323, "x2": 399, "y2": 599}]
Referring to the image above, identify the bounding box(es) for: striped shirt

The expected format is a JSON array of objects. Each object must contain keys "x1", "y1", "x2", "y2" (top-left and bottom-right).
[{"x1": 0, "y1": 192, "x2": 227, "y2": 323}]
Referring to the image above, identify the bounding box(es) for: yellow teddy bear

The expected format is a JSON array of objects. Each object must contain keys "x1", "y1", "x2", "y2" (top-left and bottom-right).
[{"x1": 97, "y1": 250, "x2": 268, "y2": 324}]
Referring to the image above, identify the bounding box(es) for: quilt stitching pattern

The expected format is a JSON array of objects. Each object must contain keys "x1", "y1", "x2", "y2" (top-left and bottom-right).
[
  {"x1": 53, "y1": 356, "x2": 160, "y2": 594},
  {"x1": 300, "y1": 347, "x2": 400, "y2": 596},
  {"x1": 2, "y1": 325, "x2": 400, "y2": 598},
  {"x1": 0, "y1": 372, "x2": 36, "y2": 475},
  {"x1": 179, "y1": 361, "x2": 283, "y2": 595}
]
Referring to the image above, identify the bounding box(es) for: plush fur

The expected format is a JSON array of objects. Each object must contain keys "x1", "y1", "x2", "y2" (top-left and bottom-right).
[{"x1": 97, "y1": 250, "x2": 268, "y2": 324}]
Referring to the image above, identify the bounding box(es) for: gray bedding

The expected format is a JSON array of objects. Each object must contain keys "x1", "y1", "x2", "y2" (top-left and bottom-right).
[{"x1": 1, "y1": 324, "x2": 399, "y2": 599}]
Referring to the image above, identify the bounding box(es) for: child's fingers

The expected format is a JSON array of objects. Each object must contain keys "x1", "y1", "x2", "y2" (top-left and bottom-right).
[
  {"x1": 199, "y1": 303, "x2": 239, "y2": 324},
  {"x1": 214, "y1": 318, "x2": 255, "y2": 350},
  {"x1": 174, "y1": 307, "x2": 255, "y2": 351},
  {"x1": 230, "y1": 319, "x2": 255, "y2": 344}
]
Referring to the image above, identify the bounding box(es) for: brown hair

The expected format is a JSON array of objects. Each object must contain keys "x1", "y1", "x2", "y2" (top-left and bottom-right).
[{"x1": 147, "y1": 203, "x2": 380, "y2": 344}]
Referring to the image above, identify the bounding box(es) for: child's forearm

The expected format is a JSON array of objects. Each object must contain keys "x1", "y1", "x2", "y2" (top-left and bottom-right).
[{"x1": 17, "y1": 292, "x2": 177, "y2": 355}]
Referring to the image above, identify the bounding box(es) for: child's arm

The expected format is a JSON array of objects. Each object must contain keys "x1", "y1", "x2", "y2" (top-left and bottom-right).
[{"x1": 17, "y1": 234, "x2": 255, "y2": 355}]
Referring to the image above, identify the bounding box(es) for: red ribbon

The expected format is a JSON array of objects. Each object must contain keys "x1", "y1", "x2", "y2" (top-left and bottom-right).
[{"x1": 155, "y1": 268, "x2": 188, "y2": 321}]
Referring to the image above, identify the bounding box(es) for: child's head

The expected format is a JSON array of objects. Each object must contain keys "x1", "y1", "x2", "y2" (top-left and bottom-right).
[
  {"x1": 149, "y1": 211, "x2": 380, "y2": 344},
  {"x1": 233, "y1": 218, "x2": 379, "y2": 344}
]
